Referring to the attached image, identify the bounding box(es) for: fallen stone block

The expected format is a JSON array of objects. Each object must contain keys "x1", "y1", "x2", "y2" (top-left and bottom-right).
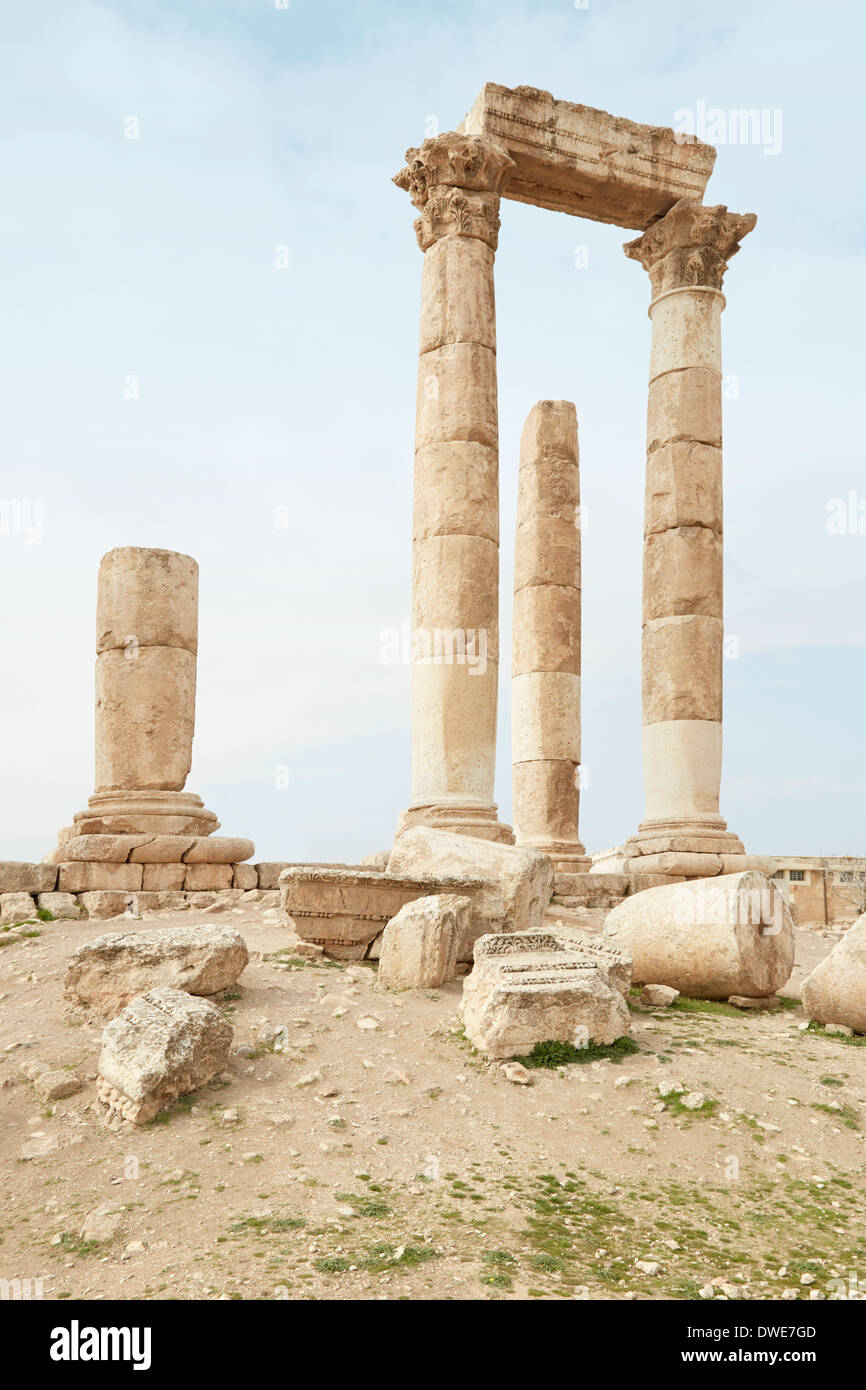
[
  {"x1": 388, "y1": 826, "x2": 553, "y2": 940},
  {"x1": 36, "y1": 892, "x2": 82, "y2": 920},
  {"x1": 97, "y1": 987, "x2": 233, "y2": 1123},
  {"x1": 378, "y1": 894, "x2": 468, "y2": 990},
  {"x1": 460, "y1": 929, "x2": 631, "y2": 1059},
  {"x1": 0, "y1": 863, "x2": 58, "y2": 894},
  {"x1": 0, "y1": 892, "x2": 37, "y2": 924},
  {"x1": 58, "y1": 862, "x2": 143, "y2": 894},
  {"x1": 603, "y1": 871, "x2": 794, "y2": 1000},
  {"x1": 802, "y1": 913, "x2": 866, "y2": 1034},
  {"x1": 34, "y1": 1070, "x2": 82, "y2": 1102},
  {"x1": 280, "y1": 866, "x2": 490, "y2": 962},
  {"x1": 66, "y1": 925, "x2": 249, "y2": 1018}
]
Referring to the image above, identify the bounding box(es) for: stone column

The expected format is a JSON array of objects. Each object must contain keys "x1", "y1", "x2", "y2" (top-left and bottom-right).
[
  {"x1": 622, "y1": 198, "x2": 756, "y2": 878},
  {"x1": 73, "y1": 548, "x2": 219, "y2": 837},
  {"x1": 393, "y1": 133, "x2": 515, "y2": 844},
  {"x1": 512, "y1": 400, "x2": 589, "y2": 870}
]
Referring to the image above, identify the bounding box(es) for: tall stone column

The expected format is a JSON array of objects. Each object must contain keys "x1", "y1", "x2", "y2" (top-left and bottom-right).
[
  {"x1": 73, "y1": 548, "x2": 219, "y2": 838},
  {"x1": 512, "y1": 400, "x2": 589, "y2": 870},
  {"x1": 622, "y1": 198, "x2": 756, "y2": 878},
  {"x1": 393, "y1": 132, "x2": 515, "y2": 844}
]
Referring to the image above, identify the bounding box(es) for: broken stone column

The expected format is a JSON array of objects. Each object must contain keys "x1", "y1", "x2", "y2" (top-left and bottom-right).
[
  {"x1": 393, "y1": 132, "x2": 515, "y2": 845},
  {"x1": 802, "y1": 913, "x2": 866, "y2": 1034},
  {"x1": 77, "y1": 548, "x2": 217, "y2": 837},
  {"x1": 52, "y1": 548, "x2": 254, "y2": 888},
  {"x1": 603, "y1": 871, "x2": 794, "y2": 999},
  {"x1": 512, "y1": 400, "x2": 589, "y2": 872},
  {"x1": 621, "y1": 199, "x2": 756, "y2": 878}
]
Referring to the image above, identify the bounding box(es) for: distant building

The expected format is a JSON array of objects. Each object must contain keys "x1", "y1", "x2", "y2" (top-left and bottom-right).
[{"x1": 771, "y1": 857, "x2": 866, "y2": 926}]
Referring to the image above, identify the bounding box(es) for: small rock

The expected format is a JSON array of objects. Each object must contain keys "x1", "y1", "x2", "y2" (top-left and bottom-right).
[
  {"x1": 657, "y1": 1080, "x2": 685, "y2": 1098},
  {"x1": 681, "y1": 1091, "x2": 707, "y2": 1110},
  {"x1": 20, "y1": 1134, "x2": 59, "y2": 1158},
  {"x1": 383, "y1": 1067, "x2": 410, "y2": 1085},
  {"x1": 501, "y1": 1061, "x2": 532, "y2": 1086},
  {"x1": 80, "y1": 1207, "x2": 123, "y2": 1243},
  {"x1": 356, "y1": 1015, "x2": 380, "y2": 1031},
  {"x1": 34, "y1": 1071, "x2": 82, "y2": 1103},
  {"x1": 826, "y1": 1023, "x2": 854, "y2": 1037},
  {"x1": 20, "y1": 1060, "x2": 50, "y2": 1081},
  {"x1": 635, "y1": 1260, "x2": 661, "y2": 1276},
  {"x1": 800, "y1": 1273, "x2": 815, "y2": 1286},
  {"x1": 699, "y1": 1284, "x2": 715, "y2": 1299},
  {"x1": 296, "y1": 1071, "x2": 322, "y2": 1088},
  {"x1": 640, "y1": 984, "x2": 679, "y2": 1007},
  {"x1": 287, "y1": 937, "x2": 325, "y2": 963},
  {"x1": 728, "y1": 994, "x2": 780, "y2": 1010}
]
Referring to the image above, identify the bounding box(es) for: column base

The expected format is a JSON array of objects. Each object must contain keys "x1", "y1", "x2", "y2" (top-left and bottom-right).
[
  {"x1": 622, "y1": 816, "x2": 757, "y2": 879},
  {"x1": 516, "y1": 839, "x2": 591, "y2": 873},
  {"x1": 395, "y1": 799, "x2": 515, "y2": 845},
  {"x1": 67, "y1": 790, "x2": 220, "y2": 840}
]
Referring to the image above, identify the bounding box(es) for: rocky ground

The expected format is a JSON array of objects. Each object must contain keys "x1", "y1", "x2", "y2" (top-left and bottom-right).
[{"x1": 1, "y1": 898, "x2": 865, "y2": 1302}]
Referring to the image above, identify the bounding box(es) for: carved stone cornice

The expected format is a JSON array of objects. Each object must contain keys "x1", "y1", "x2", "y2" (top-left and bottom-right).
[
  {"x1": 624, "y1": 197, "x2": 757, "y2": 296},
  {"x1": 394, "y1": 132, "x2": 515, "y2": 251}
]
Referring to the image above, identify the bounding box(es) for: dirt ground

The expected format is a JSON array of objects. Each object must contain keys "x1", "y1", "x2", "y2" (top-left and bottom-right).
[{"x1": 2, "y1": 898, "x2": 865, "y2": 1302}]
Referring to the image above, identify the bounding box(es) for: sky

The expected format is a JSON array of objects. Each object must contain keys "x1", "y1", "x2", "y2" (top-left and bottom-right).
[{"x1": 0, "y1": 0, "x2": 864, "y2": 864}]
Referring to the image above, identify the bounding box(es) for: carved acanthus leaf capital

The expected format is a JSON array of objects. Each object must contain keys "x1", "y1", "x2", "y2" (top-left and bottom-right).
[
  {"x1": 394, "y1": 132, "x2": 515, "y2": 250},
  {"x1": 624, "y1": 197, "x2": 757, "y2": 296}
]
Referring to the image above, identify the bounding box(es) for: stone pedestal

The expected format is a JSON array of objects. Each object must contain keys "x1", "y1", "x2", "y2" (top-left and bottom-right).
[
  {"x1": 512, "y1": 401, "x2": 589, "y2": 872},
  {"x1": 621, "y1": 199, "x2": 756, "y2": 878},
  {"x1": 393, "y1": 133, "x2": 515, "y2": 845}
]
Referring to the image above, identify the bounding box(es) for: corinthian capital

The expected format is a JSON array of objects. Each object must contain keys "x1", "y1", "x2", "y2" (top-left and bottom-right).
[
  {"x1": 624, "y1": 197, "x2": 757, "y2": 296},
  {"x1": 394, "y1": 132, "x2": 515, "y2": 251}
]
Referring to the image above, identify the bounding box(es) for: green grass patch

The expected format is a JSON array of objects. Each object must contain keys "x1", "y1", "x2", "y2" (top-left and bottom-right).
[
  {"x1": 359, "y1": 1243, "x2": 439, "y2": 1273},
  {"x1": 661, "y1": 1091, "x2": 719, "y2": 1119},
  {"x1": 810, "y1": 1101, "x2": 859, "y2": 1131},
  {"x1": 512, "y1": 1036, "x2": 640, "y2": 1069},
  {"x1": 802, "y1": 1023, "x2": 866, "y2": 1047}
]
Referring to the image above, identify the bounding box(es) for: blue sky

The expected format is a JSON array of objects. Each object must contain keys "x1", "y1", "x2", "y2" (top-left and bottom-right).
[{"x1": 1, "y1": 0, "x2": 864, "y2": 863}]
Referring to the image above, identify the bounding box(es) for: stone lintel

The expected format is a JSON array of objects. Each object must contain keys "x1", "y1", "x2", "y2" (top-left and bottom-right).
[{"x1": 458, "y1": 83, "x2": 716, "y2": 229}]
